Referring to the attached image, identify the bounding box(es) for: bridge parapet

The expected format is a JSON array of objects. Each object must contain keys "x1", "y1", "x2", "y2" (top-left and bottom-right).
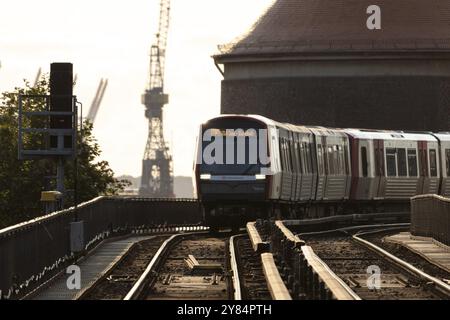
[
  {"x1": 0, "y1": 197, "x2": 200, "y2": 299},
  {"x1": 411, "y1": 194, "x2": 450, "y2": 246}
]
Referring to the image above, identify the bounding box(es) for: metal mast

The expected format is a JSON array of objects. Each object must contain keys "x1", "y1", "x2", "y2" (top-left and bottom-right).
[{"x1": 139, "y1": 0, "x2": 174, "y2": 197}]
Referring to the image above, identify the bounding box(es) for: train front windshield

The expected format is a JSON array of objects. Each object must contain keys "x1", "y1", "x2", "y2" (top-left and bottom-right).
[{"x1": 199, "y1": 118, "x2": 270, "y2": 176}]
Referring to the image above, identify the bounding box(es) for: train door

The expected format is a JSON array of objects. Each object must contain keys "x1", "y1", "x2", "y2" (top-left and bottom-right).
[
  {"x1": 419, "y1": 141, "x2": 429, "y2": 193},
  {"x1": 309, "y1": 134, "x2": 319, "y2": 200},
  {"x1": 323, "y1": 135, "x2": 349, "y2": 200},
  {"x1": 374, "y1": 139, "x2": 385, "y2": 199},
  {"x1": 407, "y1": 145, "x2": 421, "y2": 195},
  {"x1": 315, "y1": 135, "x2": 327, "y2": 200},
  {"x1": 299, "y1": 134, "x2": 314, "y2": 201},
  {"x1": 441, "y1": 143, "x2": 450, "y2": 196},
  {"x1": 279, "y1": 129, "x2": 293, "y2": 201},
  {"x1": 343, "y1": 138, "x2": 352, "y2": 199},
  {"x1": 268, "y1": 126, "x2": 282, "y2": 200},
  {"x1": 355, "y1": 139, "x2": 374, "y2": 200},
  {"x1": 294, "y1": 132, "x2": 304, "y2": 201},
  {"x1": 289, "y1": 132, "x2": 300, "y2": 201},
  {"x1": 427, "y1": 142, "x2": 440, "y2": 194}
]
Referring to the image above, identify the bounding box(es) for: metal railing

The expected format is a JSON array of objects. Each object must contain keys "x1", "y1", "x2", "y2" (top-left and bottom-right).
[
  {"x1": 0, "y1": 197, "x2": 201, "y2": 299},
  {"x1": 411, "y1": 194, "x2": 450, "y2": 246}
]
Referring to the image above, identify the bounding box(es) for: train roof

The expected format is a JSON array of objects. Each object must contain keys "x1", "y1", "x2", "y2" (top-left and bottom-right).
[
  {"x1": 344, "y1": 129, "x2": 438, "y2": 142},
  {"x1": 204, "y1": 114, "x2": 311, "y2": 132},
  {"x1": 203, "y1": 114, "x2": 277, "y2": 126},
  {"x1": 306, "y1": 126, "x2": 347, "y2": 137},
  {"x1": 203, "y1": 115, "x2": 444, "y2": 142},
  {"x1": 434, "y1": 133, "x2": 450, "y2": 142}
]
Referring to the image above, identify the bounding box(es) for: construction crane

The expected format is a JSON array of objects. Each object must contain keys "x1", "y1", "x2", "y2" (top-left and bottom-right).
[
  {"x1": 139, "y1": 0, "x2": 174, "y2": 198},
  {"x1": 33, "y1": 68, "x2": 42, "y2": 87},
  {"x1": 87, "y1": 78, "x2": 108, "y2": 124}
]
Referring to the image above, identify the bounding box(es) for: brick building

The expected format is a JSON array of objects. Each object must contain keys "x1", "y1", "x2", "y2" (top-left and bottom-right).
[{"x1": 214, "y1": 0, "x2": 450, "y2": 131}]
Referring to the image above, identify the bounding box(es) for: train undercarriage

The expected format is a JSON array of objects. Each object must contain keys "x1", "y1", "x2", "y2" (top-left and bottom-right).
[{"x1": 202, "y1": 199, "x2": 410, "y2": 231}]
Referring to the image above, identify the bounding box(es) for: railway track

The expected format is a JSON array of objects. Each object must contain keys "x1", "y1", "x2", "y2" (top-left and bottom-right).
[
  {"x1": 361, "y1": 230, "x2": 450, "y2": 281},
  {"x1": 31, "y1": 215, "x2": 444, "y2": 301},
  {"x1": 80, "y1": 236, "x2": 170, "y2": 300},
  {"x1": 301, "y1": 228, "x2": 450, "y2": 300},
  {"x1": 120, "y1": 225, "x2": 289, "y2": 301},
  {"x1": 230, "y1": 235, "x2": 271, "y2": 300},
  {"x1": 124, "y1": 232, "x2": 233, "y2": 300}
]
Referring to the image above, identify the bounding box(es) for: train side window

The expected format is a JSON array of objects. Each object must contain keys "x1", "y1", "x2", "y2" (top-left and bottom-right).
[
  {"x1": 407, "y1": 149, "x2": 418, "y2": 177},
  {"x1": 322, "y1": 144, "x2": 328, "y2": 175},
  {"x1": 429, "y1": 149, "x2": 438, "y2": 177},
  {"x1": 317, "y1": 144, "x2": 323, "y2": 175},
  {"x1": 397, "y1": 148, "x2": 407, "y2": 177},
  {"x1": 279, "y1": 138, "x2": 286, "y2": 171},
  {"x1": 305, "y1": 142, "x2": 317, "y2": 173},
  {"x1": 287, "y1": 139, "x2": 292, "y2": 172},
  {"x1": 300, "y1": 142, "x2": 307, "y2": 174},
  {"x1": 302, "y1": 142, "x2": 311, "y2": 173},
  {"x1": 287, "y1": 139, "x2": 294, "y2": 173},
  {"x1": 328, "y1": 146, "x2": 334, "y2": 175},
  {"x1": 335, "y1": 145, "x2": 341, "y2": 175},
  {"x1": 361, "y1": 147, "x2": 368, "y2": 177},
  {"x1": 386, "y1": 148, "x2": 397, "y2": 177},
  {"x1": 446, "y1": 149, "x2": 450, "y2": 176},
  {"x1": 334, "y1": 146, "x2": 339, "y2": 175},
  {"x1": 311, "y1": 144, "x2": 316, "y2": 174},
  {"x1": 295, "y1": 142, "x2": 300, "y2": 173},
  {"x1": 292, "y1": 140, "x2": 300, "y2": 173},
  {"x1": 284, "y1": 139, "x2": 290, "y2": 172},
  {"x1": 344, "y1": 144, "x2": 350, "y2": 175},
  {"x1": 306, "y1": 143, "x2": 311, "y2": 174},
  {"x1": 283, "y1": 139, "x2": 289, "y2": 172},
  {"x1": 298, "y1": 142, "x2": 306, "y2": 174},
  {"x1": 339, "y1": 145, "x2": 345, "y2": 175},
  {"x1": 379, "y1": 147, "x2": 385, "y2": 176},
  {"x1": 285, "y1": 140, "x2": 291, "y2": 172}
]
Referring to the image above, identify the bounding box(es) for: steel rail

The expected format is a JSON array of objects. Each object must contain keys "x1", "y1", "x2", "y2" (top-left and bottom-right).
[
  {"x1": 123, "y1": 232, "x2": 202, "y2": 300},
  {"x1": 229, "y1": 235, "x2": 243, "y2": 300},
  {"x1": 297, "y1": 223, "x2": 410, "y2": 237},
  {"x1": 282, "y1": 211, "x2": 410, "y2": 227}
]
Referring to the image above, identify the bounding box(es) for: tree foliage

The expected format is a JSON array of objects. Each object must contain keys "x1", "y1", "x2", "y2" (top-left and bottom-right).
[{"x1": 0, "y1": 76, "x2": 129, "y2": 228}]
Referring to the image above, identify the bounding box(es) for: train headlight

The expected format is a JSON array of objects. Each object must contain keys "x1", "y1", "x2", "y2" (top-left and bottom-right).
[
  {"x1": 255, "y1": 174, "x2": 266, "y2": 180},
  {"x1": 200, "y1": 174, "x2": 212, "y2": 180}
]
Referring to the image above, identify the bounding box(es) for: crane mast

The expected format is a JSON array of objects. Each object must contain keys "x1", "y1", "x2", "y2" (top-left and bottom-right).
[
  {"x1": 139, "y1": 0, "x2": 174, "y2": 197},
  {"x1": 87, "y1": 78, "x2": 108, "y2": 124}
]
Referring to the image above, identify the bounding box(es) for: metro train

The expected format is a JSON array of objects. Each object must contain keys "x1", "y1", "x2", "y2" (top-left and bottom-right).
[{"x1": 193, "y1": 115, "x2": 450, "y2": 229}]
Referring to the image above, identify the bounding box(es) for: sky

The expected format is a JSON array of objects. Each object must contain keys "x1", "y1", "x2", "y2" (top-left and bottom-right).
[{"x1": 0, "y1": 0, "x2": 274, "y2": 177}]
